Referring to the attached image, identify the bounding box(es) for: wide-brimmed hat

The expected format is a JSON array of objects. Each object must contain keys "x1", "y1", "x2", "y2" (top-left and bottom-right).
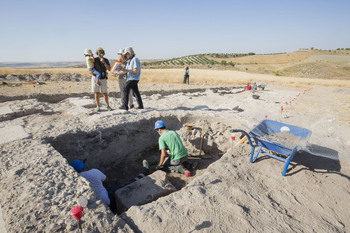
[
  {"x1": 123, "y1": 47, "x2": 135, "y2": 55},
  {"x1": 117, "y1": 48, "x2": 124, "y2": 55},
  {"x1": 83, "y1": 49, "x2": 93, "y2": 56}
]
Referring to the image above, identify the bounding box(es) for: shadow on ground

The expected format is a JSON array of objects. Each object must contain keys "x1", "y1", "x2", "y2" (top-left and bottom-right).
[{"x1": 287, "y1": 144, "x2": 350, "y2": 180}]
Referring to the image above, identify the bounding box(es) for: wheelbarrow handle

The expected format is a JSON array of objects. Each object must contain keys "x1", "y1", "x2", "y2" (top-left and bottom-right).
[{"x1": 229, "y1": 129, "x2": 254, "y2": 146}]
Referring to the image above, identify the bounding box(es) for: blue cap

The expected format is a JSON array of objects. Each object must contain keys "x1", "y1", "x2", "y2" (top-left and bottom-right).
[
  {"x1": 154, "y1": 120, "x2": 166, "y2": 130},
  {"x1": 70, "y1": 160, "x2": 86, "y2": 172}
]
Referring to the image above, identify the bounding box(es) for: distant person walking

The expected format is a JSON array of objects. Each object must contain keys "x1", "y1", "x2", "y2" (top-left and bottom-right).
[
  {"x1": 92, "y1": 47, "x2": 112, "y2": 112},
  {"x1": 111, "y1": 48, "x2": 134, "y2": 109},
  {"x1": 183, "y1": 67, "x2": 190, "y2": 84},
  {"x1": 84, "y1": 49, "x2": 102, "y2": 87},
  {"x1": 119, "y1": 47, "x2": 144, "y2": 110}
]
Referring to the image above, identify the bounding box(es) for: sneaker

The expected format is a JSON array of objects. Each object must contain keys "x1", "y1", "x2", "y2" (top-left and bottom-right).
[
  {"x1": 184, "y1": 160, "x2": 194, "y2": 170},
  {"x1": 96, "y1": 107, "x2": 100, "y2": 112},
  {"x1": 129, "y1": 104, "x2": 134, "y2": 109},
  {"x1": 138, "y1": 106, "x2": 144, "y2": 109},
  {"x1": 107, "y1": 106, "x2": 112, "y2": 111},
  {"x1": 119, "y1": 106, "x2": 128, "y2": 111},
  {"x1": 177, "y1": 165, "x2": 187, "y2": 174}
]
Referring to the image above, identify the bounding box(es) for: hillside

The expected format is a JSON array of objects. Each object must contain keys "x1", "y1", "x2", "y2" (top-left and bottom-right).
[{"x1": 142, "y1": 49, "x2": 350, "y2": 80}]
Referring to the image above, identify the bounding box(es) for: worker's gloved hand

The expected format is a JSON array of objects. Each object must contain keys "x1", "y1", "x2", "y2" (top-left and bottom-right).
[{"x1": 155, "y1": 165, "x2": 163, "y2": 170}]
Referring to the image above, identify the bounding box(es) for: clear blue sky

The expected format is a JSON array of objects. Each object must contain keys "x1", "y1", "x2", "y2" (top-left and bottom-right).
[{"x1": 1, "y1": 0, "x2": 349, "y2": 62}]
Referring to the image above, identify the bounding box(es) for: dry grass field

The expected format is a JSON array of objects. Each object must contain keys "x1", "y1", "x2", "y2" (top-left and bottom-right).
[
  {"x1": 141, "y1": 69, "x2": 350, "y2": 88},
  {"x1": 215, "y1": 50, "x2": 350, "y2": 78},
  {"x1": 212, "y1": 49, "x2": 349, "y2": 64}
]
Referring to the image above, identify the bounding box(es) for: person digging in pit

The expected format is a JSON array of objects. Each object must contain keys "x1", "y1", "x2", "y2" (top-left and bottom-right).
[
  {"x1": 70, "y1": 159, "x2": 149, "y2": 214},
  {"x1": 154, "y1": 120, "x2": 192, "y2": 174}
]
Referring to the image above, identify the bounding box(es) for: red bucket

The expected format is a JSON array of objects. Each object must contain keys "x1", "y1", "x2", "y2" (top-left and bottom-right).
[{"x1": 70, "y1": 206, "x2": 84, "y2": 220}]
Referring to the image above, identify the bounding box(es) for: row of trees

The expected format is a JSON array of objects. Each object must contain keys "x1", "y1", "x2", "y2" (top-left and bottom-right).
[
  {"x1": 207, "y1": 52, "x2": 255, "y2": 58},
  {"x1": 141, "y1": 53, "x2": 252, "y2": 67},
  {"x1": 301, "y1": 48, "x2": 350, "y2": 51}
]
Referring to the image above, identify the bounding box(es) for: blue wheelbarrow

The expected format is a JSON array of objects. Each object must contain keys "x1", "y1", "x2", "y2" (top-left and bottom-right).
[{"x1": 230, "y1": 119, "x2": 312, "y2": 176}]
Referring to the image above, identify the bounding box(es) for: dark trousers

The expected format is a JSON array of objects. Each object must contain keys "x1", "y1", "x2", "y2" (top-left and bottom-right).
[
  {"x1": 183, "y1": 75, "x2": 189, "y2": 84},
  {"x1": 122, "y1": 80, "x2": 143, "y2": 109},
  {"x1": 162, "y1": 155, "x2": 188, "y2": 173}
]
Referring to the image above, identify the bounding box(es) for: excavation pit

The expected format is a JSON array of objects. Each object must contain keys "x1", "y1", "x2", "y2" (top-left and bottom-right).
[{"x1": 48, "y1": 116, "x2": 232, "y2": 211}]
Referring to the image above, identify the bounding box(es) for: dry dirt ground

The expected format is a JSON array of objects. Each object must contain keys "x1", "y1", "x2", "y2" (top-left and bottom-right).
[{"x1": 1, "y1": 71, "x2": 350, "y2": 232}]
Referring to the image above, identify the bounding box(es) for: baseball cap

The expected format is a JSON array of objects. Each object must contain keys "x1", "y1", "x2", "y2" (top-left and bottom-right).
[{"x1": 70, "y1": 160, "x2": 86, "y2": 172}]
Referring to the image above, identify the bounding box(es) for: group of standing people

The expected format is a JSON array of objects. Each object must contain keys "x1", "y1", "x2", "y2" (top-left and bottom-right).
[{"x1": 84, "y1": 47, "x2": 143, "y2": 112}]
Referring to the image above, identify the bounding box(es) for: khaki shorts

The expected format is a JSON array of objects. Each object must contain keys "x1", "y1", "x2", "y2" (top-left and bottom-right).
[{"x1": 91, "y1": 76, "x2": 108, "y2": 93}]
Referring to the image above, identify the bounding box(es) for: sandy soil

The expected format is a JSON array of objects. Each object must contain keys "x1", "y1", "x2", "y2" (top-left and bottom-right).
[{"x1": 0, "y1": 75, "x2": 350, "y2": 232}]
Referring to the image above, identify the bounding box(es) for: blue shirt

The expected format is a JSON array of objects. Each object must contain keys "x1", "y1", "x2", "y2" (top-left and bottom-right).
[
  {"x1": 126, "y1": 56, "x2": 141, "y2": 81},
  {"x1": 80, "y1": 169, "x2": 110, "y2": 206}
]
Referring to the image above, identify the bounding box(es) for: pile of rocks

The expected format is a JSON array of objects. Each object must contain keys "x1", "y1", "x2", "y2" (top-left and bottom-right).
[{"x1": 1, "y1": 73, "x2": 90, "y2": 82}]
